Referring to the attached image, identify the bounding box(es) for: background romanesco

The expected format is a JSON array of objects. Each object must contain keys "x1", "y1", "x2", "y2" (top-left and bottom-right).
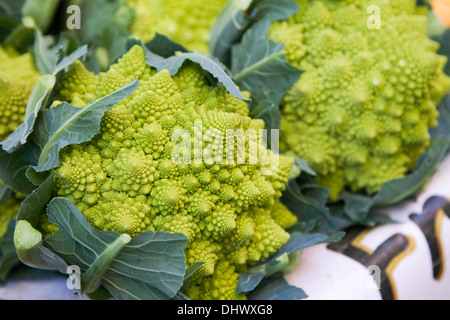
[
  {"x1": 51, "y1": 45, "x2": 297, "y2": 300},
  {"x1": 270, "y1": 0, "x2": 450, "y2": 199},
  {"x1": 0, "y1": 45, "x2": 41, "y2": 142},
  {"x1": 125, "y1": 0, "x2": 227, "y2": 53}
]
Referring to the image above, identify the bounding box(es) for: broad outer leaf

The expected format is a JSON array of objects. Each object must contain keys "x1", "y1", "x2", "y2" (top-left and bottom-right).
[
  {"x1": 231, "y1": 18, "x2": 302, "y2": 127},
  {"x1": 209, "y1": 0, "x2": 300, "y2": 63},
  {"x1": 77, "y1": 0, "x2": 134, "y2": 72},
  {"x1": 16, "y1": 171, "x2": 54, "y2": 227},
  {"x1": 104, "y1": 231, "x2": 189, "y2": 299},
  {"x1": 0, "y1": 0, "x2": 25, "y2": 16},
  {"x1": 209, "y1": 0, "x2": 252, "y2": 62},
  {"x1": 0, "y1": 183, "x2": 13, "y2": 205},
  {"x1": 430, "y1": 93, "x2": 450, "y2": 140},
  {"x1": 249, "y1": 0, "x2": 301, "y2": 22},
  {"x1": 14, "y1": 219, "x2": 69, "y2": 273},
  {"x1": 0, "y1": 148, "x2": 36, "y2": 195},
  {"x1": 143, "y1": 33, "x2": 189, "y2": 58},
  {"x1": 281, "y1": 179, "x2": 348, "y2": 234},
  {"x1": 435, "y1": 28, "x2": 450, "y2": 76},
  {"x1": 33, "y1": 29, "x2": 60, "y2": 75},
  {"x1": 247, "y1": 275, "x2": 307, "y2": 300},
  {"x1": 144, "y1": 47, "x2": 249, "y2": 102},
  {"x1": 44, "y1": 198, "x2": 189, "y2": 300},
  {"x1": 33, "y1": 79, "x2": 139, "y2": 172}
]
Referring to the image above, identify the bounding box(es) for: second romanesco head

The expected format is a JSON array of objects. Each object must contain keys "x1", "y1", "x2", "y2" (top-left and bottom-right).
[
  {"x1": 51, "y1": 45, "x2": 297, "y2": 300},
  {"x1": 270, "y1": 0, "x2": 450, "y2": 199}
]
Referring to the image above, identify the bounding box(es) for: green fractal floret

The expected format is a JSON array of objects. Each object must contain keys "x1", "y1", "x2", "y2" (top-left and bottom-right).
[
  {"x1": 0, "y1": 45, "x2": 41, "y2": 142},
  {"x1": 125, "y1": 0, "x2": 227, "y2": 52},
  {"x1": 270, "y1": 0, "x2": 450, "y2": 199},
  {"x1": 52, "y1": 45, "x2": 297, "y2": 300}
]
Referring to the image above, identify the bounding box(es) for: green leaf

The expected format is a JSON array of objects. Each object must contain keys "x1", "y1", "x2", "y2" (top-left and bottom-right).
[
  {"x1": 0, "y1": 183, "x2": 13, "y2": 205},
  {"x1": 50, "y1": 43, "x2": 89, "y2": 77},
  {"x1": 102, "y1": 230, "x2": 189, "y2": 299},
  {"x1": 31, "y1": 30, "x2": 57, "y2": 75},
  {"x1": 14, "y1": 219, "x2": 69, "y2": 275},
  {"x1": 237, "y1": 254, "x2": 289, "y2": 294},
  {"x1": 182, "y1": 261, "x2": 205, "y2": 289},
  {"x1": 0, "y1": 148, "x2": 35, "y2": 195},
  {"x1": 38, "y1": 197, "x2": 189, "y2": 300},
  {"x1": 247, "y1": 275, "x2": 307, "y2": 300},
  {"x1": 0, "y1": 16, "x2": 21, "y2": 44},
  {"x1": 32, "y1": 79, "x2": 138, "y2": 172},
  {"x1": 230, "y1": 18, "x2": 302, "y2": 126},
  {"x1": 237, "y1": 231, "x2": 344, "y2": 294},
  {"x1": 209, "y1": 0, "x2": 252, "y2": 62},
  {"x1": 2, "y1": 16, "x2": 35, "y2": 51},
  {"x1": 1, "y1": 74, "x2": 55, "y2": 154},
  {"x1": 0, "y1": 0, "x2": 26, "y2": 16},
  {"x1": 1, "y1": 44, "x2": 87, "y2": 154},
  {"x1": 76, "y1": 0, "x2": 134, "y2": 72},
  {"x1": 25, "y1": 166, "x2": 51, "y2": 186},
  {"x1": 248, "y1": 0, "x2": 301, "y2": 22},
  {"x1": 209, "y1": 0, "x2": 300, "y2": 63},
  {"x1": 252, "y1": 101, "x2": 281, "y2": 131},
  {"x1": 281, "y1": 179, "x2": 348, "y2": 234},
  {"x1": 293, "y1": 158, "x2": 317, "y2": 177},
  {"x1": 434, "y1": 28, "x2": 450, "y2": 76},
  {"x1": 21, "y1": 0, "x2": 59, "y2": 32},
  {"x1": 33, "y1": 29, "x2": 85, "y2": 76},
  {"x1": 144, "y1": 46, "x2": 249, "y2": 102},
  {"x1": 0, "y1": 218, "x2": 20, "y2": 281},
  {"x1": 16, "y1": 171, "x2": 54, "y2": 227},
  {"x1": 143, "y1": 33, "x2": 188, "y2": 58}
]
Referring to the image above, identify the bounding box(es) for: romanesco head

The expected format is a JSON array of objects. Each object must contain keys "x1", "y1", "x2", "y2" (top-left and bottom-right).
[
  {"x1": 0, "y1": 46, "x2": 41, "y2": 142},
  {"x1": 270, "y1": 0, "x2": 450, "y2": 199},
  {"x1": 125, "y1": 0, "x2": 227, "y2": 52},
  {"x1": 52, "y1": 45, "x2": 297, "y2": 300}
]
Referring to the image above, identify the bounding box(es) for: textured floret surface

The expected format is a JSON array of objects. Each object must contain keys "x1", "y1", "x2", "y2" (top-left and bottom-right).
[{"x1": 270, "y1": 0, "x2": 450, "y2": 198}]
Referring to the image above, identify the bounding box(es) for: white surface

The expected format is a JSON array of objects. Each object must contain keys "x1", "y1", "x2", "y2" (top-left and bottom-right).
[{"x1": 0, "y1": 275, "x2": 79, "y2": 300}]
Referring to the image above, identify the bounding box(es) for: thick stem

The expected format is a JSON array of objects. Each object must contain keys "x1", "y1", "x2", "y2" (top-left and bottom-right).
[
  {"x1": 81, "y1": 233, "x2": 131, "y2": 294},
  {"x1": 14, "y1": 220, "x2": 55, "y2": 270}
]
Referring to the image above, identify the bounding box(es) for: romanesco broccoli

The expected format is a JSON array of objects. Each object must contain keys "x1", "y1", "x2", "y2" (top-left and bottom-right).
[
  {"x1": 51, "y1": 45, "x2": 297, "y2": 300},
  {"x1": 269, "y1": 0, "x2": 450, "y2": 199},
  {"x1": 0, "y1": 45, "x2": 41, "y2": 142},
  {"x1": 125, "y1": 0, "x2": 227, "y2": 52}
]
